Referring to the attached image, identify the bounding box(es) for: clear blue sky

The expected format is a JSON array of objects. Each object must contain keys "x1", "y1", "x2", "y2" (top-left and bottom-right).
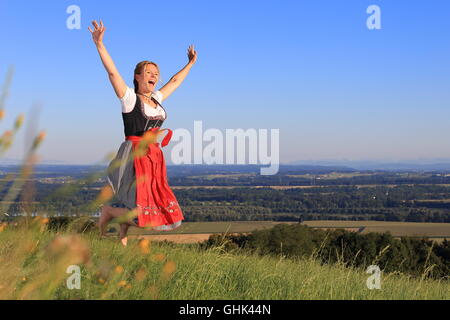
[{"x1": 1, "y1": 0, "x2": 450, "y2": 164}]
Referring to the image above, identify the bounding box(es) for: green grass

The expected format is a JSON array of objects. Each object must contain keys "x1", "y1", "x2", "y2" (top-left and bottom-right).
[
  {"x1": 125, "y1": 221, "x2": 297, "y2": 235},
  {"x1": 1, "y1": 219, "x2": 449, "y2": 300}
]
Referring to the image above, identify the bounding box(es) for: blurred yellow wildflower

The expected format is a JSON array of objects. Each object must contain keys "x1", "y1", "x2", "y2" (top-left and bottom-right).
[
  {"x1": 97, "y1": 185, "x2": 114, "y2": 202},
  {"x1": 151, "y1": 253, "x2": 166, "y2": 262},
  {"x1": 46, "y1": 234, "x2": 91, "y2": 265},
  {"x1": 138, "y1": 238, "x2": 151, "y2": 254},
  {"x1": 161, "y1": 260, "x2": 176, "y2": 281},
  {"x1": 32, "y1": 130, "x2": 46, "y2": 149},
  {"x1": 14, "y1": 113, "x2": 24, "y2": 130},
  {"x1": 118, "y1": 280, "x2": 127, "y2": 287},
  {"x1": 135, "y1": 268, "x2": 147, "y2": 281}
]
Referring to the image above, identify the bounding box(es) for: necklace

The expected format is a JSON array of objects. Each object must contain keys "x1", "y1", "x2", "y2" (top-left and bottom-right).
[
  {"x1": 136, "y1": 91, "x2": 164, "y2": 132},
  {"x1": 136, "y1": 92, "x2": 158, "y2": 109}
]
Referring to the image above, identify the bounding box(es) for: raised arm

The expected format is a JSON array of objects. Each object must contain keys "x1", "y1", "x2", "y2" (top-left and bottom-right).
[
  {"x1": 88, "y1": 20, "x2": 127, "y2": 99},
  {"x1": 159, "y1": 45, "x2": 197, "y2": 101}
]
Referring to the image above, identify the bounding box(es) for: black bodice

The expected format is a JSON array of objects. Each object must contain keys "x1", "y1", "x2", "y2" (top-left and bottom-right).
[{"x1": 122, "y1": 94, "x2": 166, "y2": 137}]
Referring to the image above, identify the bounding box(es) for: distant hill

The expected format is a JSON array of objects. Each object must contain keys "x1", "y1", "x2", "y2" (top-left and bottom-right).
[
  {"x1": 0, "y1": 163, "x2": 358, "y2": 179},
  {"x1": 3, "y1": 162, "x2": 450, "y2": 176},
  {"x1": 287, "y1": 160, "x2": 450, "y2": 172}
]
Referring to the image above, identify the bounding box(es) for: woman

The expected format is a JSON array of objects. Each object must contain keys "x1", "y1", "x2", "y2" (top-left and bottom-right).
[{"x1": 89, "y1": 20, "x2": 197, "y2": 246}]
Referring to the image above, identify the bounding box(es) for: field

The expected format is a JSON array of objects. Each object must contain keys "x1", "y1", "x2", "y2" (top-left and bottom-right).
[
  {"x1": 105, "y1": 220, "x2": 450, "y2": 244},
  {"x1": 128, "y1": 221, "x2": 297, "y2": 235},
  {"x1": 1, "y1": 220, "x2": 449, "y2": 300},
  {"x1": 303, "y1": 221, "x2": 450, "y2": 242},
  {"x1": 120, "y1": 221, "x2": 297, "y2": 243},
  {"x1": 135, "y1": 233, "x2": 214, "y2": 244}
]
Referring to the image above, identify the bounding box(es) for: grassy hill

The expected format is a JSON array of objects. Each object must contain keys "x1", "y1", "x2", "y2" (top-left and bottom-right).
[{"x1": 0, "y1": 218, "x2": 449, "y2": 299}]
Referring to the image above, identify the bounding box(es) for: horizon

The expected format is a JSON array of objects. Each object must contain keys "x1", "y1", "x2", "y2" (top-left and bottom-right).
[{"x1": 5, "y1": 157, "x2": 450, "y2": 171}]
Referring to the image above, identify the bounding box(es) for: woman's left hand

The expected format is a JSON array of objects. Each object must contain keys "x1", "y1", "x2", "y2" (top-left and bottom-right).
[{"x1": 187, "y1": 45, "x2": 197, "y2": 64}]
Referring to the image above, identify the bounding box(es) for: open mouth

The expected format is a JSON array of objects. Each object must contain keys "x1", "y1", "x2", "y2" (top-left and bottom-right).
[{"x1": 148, "y1": 80, "x2": 156, "y2": 85}]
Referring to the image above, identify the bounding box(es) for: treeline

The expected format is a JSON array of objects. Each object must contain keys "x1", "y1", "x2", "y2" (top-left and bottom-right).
[
  {"x1": 175, "y1": 186, "x2": 450, "y2": 222},
  {"x1": 167, "y1": 173, "x2": 450, "y2": 186},
  {"x1": 5, "y1": 183, "x2": 450, "y2": 222},
  {"x1": 200, "y1": 224, "x2": 450, "y2": 280}
]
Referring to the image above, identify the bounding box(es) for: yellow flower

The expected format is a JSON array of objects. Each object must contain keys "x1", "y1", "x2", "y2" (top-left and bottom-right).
[
  {"x1": 1, "y1": 130, "x2": 13, "y2": 149},
  {"x1": 38, "y1": 130, "x2": 46, "y2": 141},
  {"x1": 152, "y1": 253, "x2": 166, "y2": 262},
  {"x1": 161, "y1": 260, "x2": 176, "y2": 280},
  {"x1": 32, "y1": 130, "x2": 46, "y2": 148},
  {"x1": 114, "y1": 266, "x2": 124, "y2": 274},
  {"x1": 138, "y1": 239, "x2": 151, "y2": 254},
  {"x1": 14, "y1": 114, "x2": 24, "y2": 130},
  {"x1": 135, "y1": 268, "x2": 147, "y2": 281},
  {"x1": 118, "y1": 280, "x2": 127, "y2": 287},
  {"x1": 98, "y1": 186, "x2": 113, "y2": 202},
  {"x1": 46, "y1": 234, "x2": 91, "y2": 265},
  {"x1": 3, "y1": 130, "x2": 12, "y2": 136}
]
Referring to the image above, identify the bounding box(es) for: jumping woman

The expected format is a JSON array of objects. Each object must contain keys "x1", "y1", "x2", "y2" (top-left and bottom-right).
[{"x1": 89, "y1": 20, "x2": 197, "y2": 246}]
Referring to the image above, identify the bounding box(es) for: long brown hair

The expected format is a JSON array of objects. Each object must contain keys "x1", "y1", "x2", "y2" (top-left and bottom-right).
[{"x1": 133, "y1": 61, "x2": 161, "y2": 93}]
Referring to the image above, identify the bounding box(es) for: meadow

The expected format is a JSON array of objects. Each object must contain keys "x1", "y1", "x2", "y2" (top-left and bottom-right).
[
  {"x1": 123, "y1": 221, "x2": 298, "y2": 244},
  {"x1": 127, "y1": 221, "x2": 297, "y2": 235},
  {"x1": 303, "y1": 221, "x2": 450, "y2": 242},
  {"x1": 111, "y1": 221, "x2": 450, "y2": 244},
  {"x1": 0, "y1": 218, "x2": 449, "y2": 300}
]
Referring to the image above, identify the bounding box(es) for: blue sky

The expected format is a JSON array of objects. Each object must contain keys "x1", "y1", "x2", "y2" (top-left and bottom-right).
[{"x1": 1, "y1": 0, "x2": 450, "y2": 165}]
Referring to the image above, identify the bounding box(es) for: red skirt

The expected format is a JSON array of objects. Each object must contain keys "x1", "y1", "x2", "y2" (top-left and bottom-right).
[{"x1": 126, "y1": 128, "x2": 184, "y2": 229}]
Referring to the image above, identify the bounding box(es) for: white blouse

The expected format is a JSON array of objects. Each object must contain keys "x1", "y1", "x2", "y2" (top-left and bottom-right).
[{"x1": 120, "y1": 86, "x2": 166, "y2": 119}]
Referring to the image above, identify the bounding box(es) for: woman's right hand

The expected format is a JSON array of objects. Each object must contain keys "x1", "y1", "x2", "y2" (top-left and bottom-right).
[
  {"x1": 88, "y1": 20, "x2": 106, "y2": 45},
  {"x1": 88, "y1": 19, "x2": 127, "y2": 99}
]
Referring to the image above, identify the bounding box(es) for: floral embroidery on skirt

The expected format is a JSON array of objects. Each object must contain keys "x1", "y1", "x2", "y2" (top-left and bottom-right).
[{"x1": 106, "y1": 138, "x2": 184, "y2": 230}]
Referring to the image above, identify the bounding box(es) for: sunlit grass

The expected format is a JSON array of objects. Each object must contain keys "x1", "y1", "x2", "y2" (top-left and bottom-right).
[{"x1": 0, "y1": 220, "x2": 449, "y2": 300}]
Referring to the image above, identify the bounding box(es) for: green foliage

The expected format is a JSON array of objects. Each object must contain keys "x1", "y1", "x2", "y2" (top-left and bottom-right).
[
  {"x1": 47, "y1": 216, "x2": 97, "y2": 234},
  {"x1": 9, "y1": 182, "x2": 450, "y2": 222},
  {"x1": 201, "y1": 224, "x2": 450, "y2": 280}
]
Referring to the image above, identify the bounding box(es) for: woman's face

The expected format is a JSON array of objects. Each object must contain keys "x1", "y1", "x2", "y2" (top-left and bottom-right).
[{"x1": 135, "y1": 63, "x2": 159, "y2": 93}]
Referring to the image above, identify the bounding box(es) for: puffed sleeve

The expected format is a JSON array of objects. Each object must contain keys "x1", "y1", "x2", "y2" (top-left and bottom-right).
[
  {"x1": 152, "y1": 90, "x2": 164, "y2": 104},
  {"x1": 120, "y1": 86, "x2": 137, "y2": 113}
]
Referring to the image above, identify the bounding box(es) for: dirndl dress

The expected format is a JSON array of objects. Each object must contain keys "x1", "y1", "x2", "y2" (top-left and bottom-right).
[{"x1": 106, "y1": 93, "x2": 184, "y2": 231}]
